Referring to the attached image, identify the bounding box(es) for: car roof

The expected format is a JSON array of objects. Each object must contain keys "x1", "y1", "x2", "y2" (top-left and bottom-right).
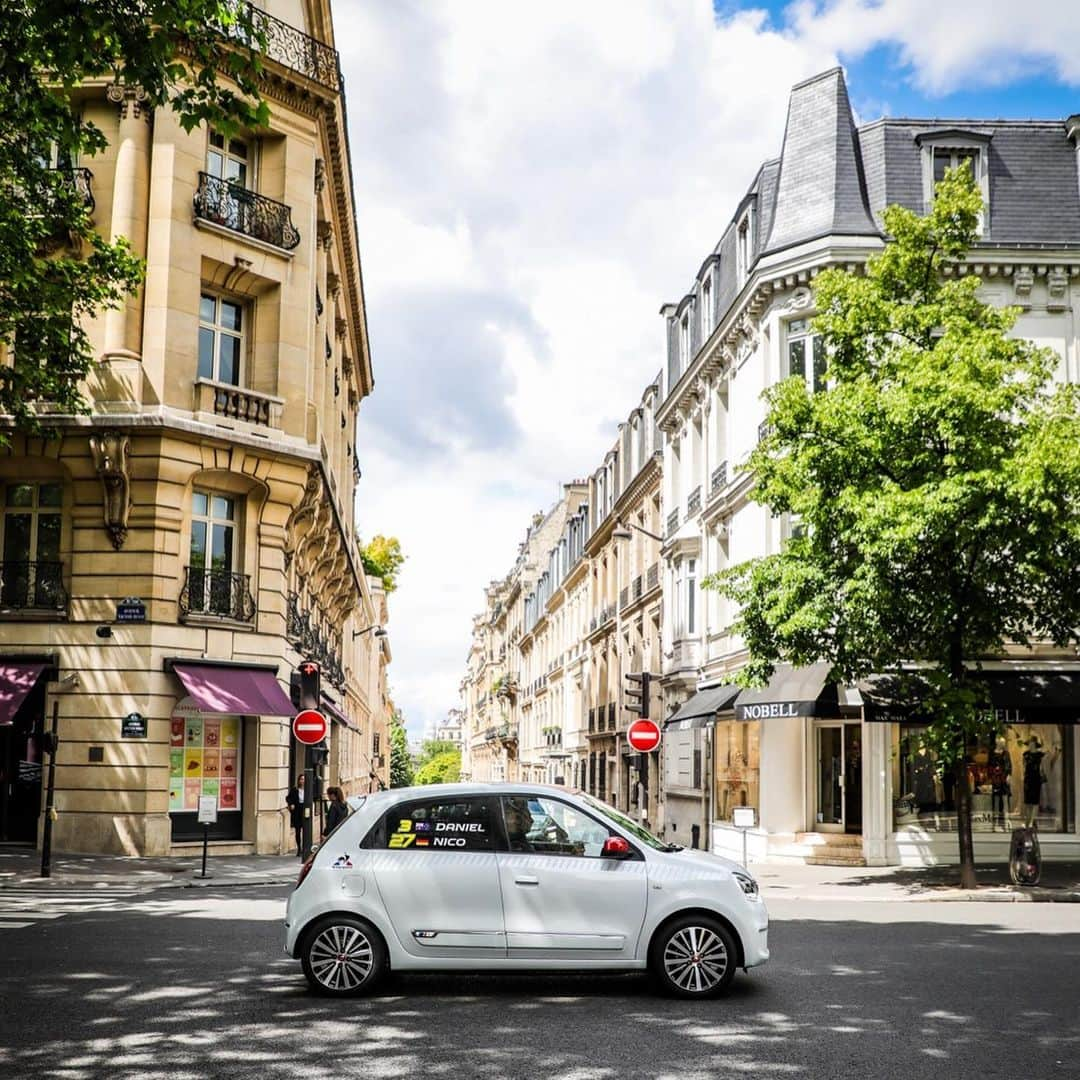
[{"x1": 356, "y1": 782, "x2": 586, "y2": 807}]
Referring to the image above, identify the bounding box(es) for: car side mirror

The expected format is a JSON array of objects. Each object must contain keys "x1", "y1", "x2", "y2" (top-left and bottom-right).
[{"x1": 601, "y1": 836, "x2": 632, "y2": 859}]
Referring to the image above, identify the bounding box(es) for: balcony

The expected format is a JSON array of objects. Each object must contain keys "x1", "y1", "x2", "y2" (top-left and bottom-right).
[
  {"x1": 195, "y1": 378, "x2": 284, "y2": 429},
  {"x1": 49, "y1": 166, "x2": 94, "y2": 213},
  {"x1": 686, "y1": 486, "x2": 702, "y2": 518},
  {"x1": 180, "y1": 566, "x2": 255, "y2": 624},
  {"x1": 758, "y1": 421, "x2": 772, "y2": 443},
  {"x1": 0, "y1": 561, "x2": 67, "y2": 615},
  {"x1": 666, "y1": 508, "x2": 679, "y2": 537},
  {"x1": 193, "y1": 172, "x2": 300, "y2": 251},
  {"x1": 245, "y1": 2, "x2": 342, "y2": 91},
  {"x1": 711, "y1": 461, "x2": 728, "y2": 496}
]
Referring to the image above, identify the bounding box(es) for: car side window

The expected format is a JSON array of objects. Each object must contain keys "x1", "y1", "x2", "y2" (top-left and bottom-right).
[
  {"x1": 501, "y1": 795, "x2": 613, "y2": 858},
  {"x1": 382, "y1": 797, "x2": 496, "y2": 852}
]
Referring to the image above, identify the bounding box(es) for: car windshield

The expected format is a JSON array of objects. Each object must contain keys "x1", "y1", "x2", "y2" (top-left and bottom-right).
[{"x1": 579, "y1": 793, "x2": 672, "y2": 851}]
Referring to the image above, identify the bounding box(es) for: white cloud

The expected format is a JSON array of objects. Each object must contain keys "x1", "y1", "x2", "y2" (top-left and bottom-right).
[{"x1": 342, "y1": 0, "x2": 1075, "y2": 738}]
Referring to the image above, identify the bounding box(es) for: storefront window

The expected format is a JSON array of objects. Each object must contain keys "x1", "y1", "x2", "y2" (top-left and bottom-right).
[
  {"x1": 892, "y1": 723, "x2": 1074, "y2": 833},
  {"x1": 714, "y1": 719, "x2": 760, "y2": 822}
]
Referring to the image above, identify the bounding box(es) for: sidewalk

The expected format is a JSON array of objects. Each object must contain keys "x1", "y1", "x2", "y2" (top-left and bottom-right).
[
  {"x1": 752, "y1": 859, "x2": 1080, "y2": 903},
  {"x1": 0, "y1": 846, "x2": 300, "y2": 889}
]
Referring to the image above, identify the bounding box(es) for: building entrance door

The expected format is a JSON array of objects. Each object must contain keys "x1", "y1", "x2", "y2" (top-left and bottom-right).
[{"x1": 814, "y1": 722, "x2": 862, "y2": 834}]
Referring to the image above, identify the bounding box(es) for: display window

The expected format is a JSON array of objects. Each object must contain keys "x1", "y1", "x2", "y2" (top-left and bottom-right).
[
  {"x1": 714, "y1": 719, "x2": 760, "y2": 823},
  {"x1": 892, "y1": 723, "x2": 1075, "y2": 833}
]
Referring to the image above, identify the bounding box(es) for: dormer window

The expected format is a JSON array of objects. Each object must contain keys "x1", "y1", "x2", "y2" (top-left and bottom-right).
[
  {"x1": 700, "y1": 276, "x2": 713, "y2": 341},
  {"x1": 679, "y1": 311, "x2": 691, "y2": 371},
  {"x1": 736, "y1": 210, "x2": 754, "y2": 286},
  {"x1": 917, "y1": 130, "x2": 990, "y2": 234}
]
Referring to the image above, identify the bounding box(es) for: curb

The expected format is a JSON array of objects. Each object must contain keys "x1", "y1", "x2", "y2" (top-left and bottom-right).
[{"x1": 763, "y1": 890, "x2": 1080, "y2": 903}]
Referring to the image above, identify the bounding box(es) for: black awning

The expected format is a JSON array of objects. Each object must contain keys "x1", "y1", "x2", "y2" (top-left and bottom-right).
[
  {"x1": 861, "y1": 669, "x2": 1080, "y2": 724},
  {"x1": 665, "y1": 684, "x2": 741, "y2": 730},
  {"x1": 734, "y1": 662, "x2": 838, "y2": 720}
]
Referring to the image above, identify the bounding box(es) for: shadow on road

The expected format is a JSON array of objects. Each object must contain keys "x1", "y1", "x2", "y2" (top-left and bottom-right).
[{"x1": 1, "y1": 888, "x2": 1078, "y2": 1079}]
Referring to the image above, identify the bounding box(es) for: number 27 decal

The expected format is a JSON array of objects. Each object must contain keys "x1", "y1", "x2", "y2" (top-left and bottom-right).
[{"x1": 389, "y1": 833, "x2": 415, "y2": 848}]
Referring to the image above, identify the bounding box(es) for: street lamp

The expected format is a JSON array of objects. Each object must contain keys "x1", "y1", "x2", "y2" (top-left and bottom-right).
[
  {"x1": 612, "y1": 518, "x2": 664, "y2": 543},
  {"x1": 352, "y1": 624, "x2": 387, "y2": 640}
]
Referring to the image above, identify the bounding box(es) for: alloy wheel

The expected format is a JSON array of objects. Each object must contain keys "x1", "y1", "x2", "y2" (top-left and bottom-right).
[
  {"x1": 662, "y1": 924, "x2": 729, "y2": 994},
  {"x1": 308, "y1": 924, "x2": 375, "y2": 992}
]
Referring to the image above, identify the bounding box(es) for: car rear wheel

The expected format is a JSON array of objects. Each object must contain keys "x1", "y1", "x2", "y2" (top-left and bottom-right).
[
  {"x1": 300, "y1": 915, "x2": 386, "y2": 996},
  {"x1": 650, "y1": 915, "x2": 738, "y2": 998}
]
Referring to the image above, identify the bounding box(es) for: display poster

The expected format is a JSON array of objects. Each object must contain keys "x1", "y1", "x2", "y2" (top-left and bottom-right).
[{"x1": 169, "y1": 711, "x2": 240, "y2": 813}]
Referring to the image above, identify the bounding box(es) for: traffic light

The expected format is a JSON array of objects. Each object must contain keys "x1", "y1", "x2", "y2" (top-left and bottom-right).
[
  {"x1": 310, "y1": 741, "x2": 329, "y2": 800},
  {"x1": 623, "y1": 671, "x2": 650, "y2": 718},
  {"x1": 297, "y1": 660, "x2": 321, "y2": 710}
]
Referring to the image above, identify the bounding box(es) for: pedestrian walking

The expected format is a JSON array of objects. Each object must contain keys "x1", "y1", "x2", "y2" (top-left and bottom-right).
[
  {"x1": 286, "y1": 774, "x2": 305, "y2": 856},
  {"x1": 323, "y1": 786, "x2": 349, "y2": 838}
]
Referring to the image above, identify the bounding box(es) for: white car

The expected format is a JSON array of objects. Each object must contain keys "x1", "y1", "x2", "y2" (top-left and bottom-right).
[{"x1": 284, "y1": 782, "x2": 769, "y2": 998}]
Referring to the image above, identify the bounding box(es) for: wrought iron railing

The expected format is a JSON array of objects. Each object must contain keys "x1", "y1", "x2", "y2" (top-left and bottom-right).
[
  {"x1": 193, "y1": 172, "x2": 300, "y2": 250},
  {"x1": 666, "y1": 508, "x2": 679, "y2": 537},
  {"x1": 711, "y1": 460, "x2": 728, "y2": 496},
  {"x1": 0, "y1": 560, "x2": 67, "y2": 612},
  {"x1": 180, "y1": 566, "x2": 255, "y2": 623},
  {"x1": 758, "y1": 421, "x2": 771, "y2": 443},
  {"x1": 687, "y1": 485, "x2": 701, "y2": 517},
  {"x1": 245, "y1": 2, "x2": 342, "y2": 91},
  {"x1": 285, "y1": 592, "x2": 345, "y2": 690}
]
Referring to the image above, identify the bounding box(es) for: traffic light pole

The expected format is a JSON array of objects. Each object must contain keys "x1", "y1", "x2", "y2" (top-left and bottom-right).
[{"x1": 301, "y1": 744, "x2": 314, "y2": 860}]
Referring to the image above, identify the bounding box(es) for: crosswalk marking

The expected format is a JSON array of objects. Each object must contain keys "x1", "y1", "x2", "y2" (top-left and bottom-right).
[{"x1": 0, "y1": 884, "x2": 146, "y2": 932}]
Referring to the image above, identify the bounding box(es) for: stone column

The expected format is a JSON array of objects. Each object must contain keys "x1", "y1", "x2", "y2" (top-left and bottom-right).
[
  {"x1": 103, "y1": 82, "x2": 152, "y2": 365},
  {"x1": 862, "y1": 718, "x2": 894, "y2": 865}
]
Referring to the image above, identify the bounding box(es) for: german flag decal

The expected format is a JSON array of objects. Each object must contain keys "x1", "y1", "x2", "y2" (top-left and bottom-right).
[{"x1": 416, "y1": 836, "x2": 431, "y2": 846}]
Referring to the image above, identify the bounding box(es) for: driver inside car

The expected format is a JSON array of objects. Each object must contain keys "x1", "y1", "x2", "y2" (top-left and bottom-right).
[{"x1": 504, "y1": 797, "x2": 536, "y2": 851}]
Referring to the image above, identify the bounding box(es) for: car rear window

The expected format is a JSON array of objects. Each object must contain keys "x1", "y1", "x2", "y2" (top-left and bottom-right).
[{"x1": 375, "y1": 797, "x2": 496, "y2": 852}]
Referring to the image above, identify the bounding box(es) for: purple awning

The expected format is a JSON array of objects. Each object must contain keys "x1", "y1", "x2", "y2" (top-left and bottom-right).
[
  {"x1": 321, "y1": 696, "x2": 356, "y2": 731},
  {"x1": 172, "y1": 662, "x2": 294, "y2": 717},
  {"x1": 0, "y1": 663, "x2": 47, "y2": 726}
]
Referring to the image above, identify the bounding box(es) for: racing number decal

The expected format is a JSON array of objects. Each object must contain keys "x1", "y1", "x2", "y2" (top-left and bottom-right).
[{"x1": 389, "y1": 833, "x2": 415, "y2": 848}]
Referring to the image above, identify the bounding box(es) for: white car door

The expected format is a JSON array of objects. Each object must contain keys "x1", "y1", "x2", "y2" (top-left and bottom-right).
[
  {"x1": 371, "y1": 794, "x2": 506, "y2": 958},
  {"x1": 496, "y1": 794, "x2": 648, "y2": 961}
]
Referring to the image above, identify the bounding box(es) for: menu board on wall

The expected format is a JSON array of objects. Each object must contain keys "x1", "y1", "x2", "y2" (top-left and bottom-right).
[{"x1": 169, "y1": 711, "x2": 240, "y2": 813}]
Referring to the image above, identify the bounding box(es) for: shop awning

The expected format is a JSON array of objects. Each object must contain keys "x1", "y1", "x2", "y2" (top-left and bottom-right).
[
  {"x1": 0, "y1": 662, "x2": 47, "y2": 726},
  {"x1": 862, "y1": 669, "x2": 1080, "y2": 723},
  {"x1": 168, "y1": 661, "x2": 294, "y2": 717},
  {"x1": 734, "y1": 662, "x2": 838, "y2": 720},
  {"x1": 665, "y1": 684, "x2": 741, "y2": 730},
  {"x1": 321, "y1": 696, "x2": 358, "y2": 731}
]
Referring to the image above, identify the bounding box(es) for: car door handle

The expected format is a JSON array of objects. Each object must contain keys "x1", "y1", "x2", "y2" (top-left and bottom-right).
[{"x1": 514, "y1": 875, "x2": 539, "y2": 886}]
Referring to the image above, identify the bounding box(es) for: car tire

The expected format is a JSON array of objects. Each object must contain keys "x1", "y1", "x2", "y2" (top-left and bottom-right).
[
  {"x1": 300, "y1": 915, "x2": 387, "y2": 997},
  {"x1": 649, "y1": 915, "x2": 738, "y2": 998}
]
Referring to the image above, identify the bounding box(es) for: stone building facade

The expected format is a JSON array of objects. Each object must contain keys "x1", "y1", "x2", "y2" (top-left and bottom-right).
[
  {"x1": 657, "y1": 67, "x2": 1080, "y2": 865},
  {"x1": 0, "y1": 0, "x2": 389, "y2": 856}
]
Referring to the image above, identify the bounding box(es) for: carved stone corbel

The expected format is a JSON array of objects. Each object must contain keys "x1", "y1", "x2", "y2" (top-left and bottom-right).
[
  {"x1": 88, "y1": 431, "x2": 131, "y2": 550},
  {"x1": 317, "y1": 220, "x2": 334, "y2": 251},
  {"x1": 314, "y1": 158, "x2": 326, "y2": 195},
  {"x1": 326, "y1": 271, "x2": 341, "y2": 299}
]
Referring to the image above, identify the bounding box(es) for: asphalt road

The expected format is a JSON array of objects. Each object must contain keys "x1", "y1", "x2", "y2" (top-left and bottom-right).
[{"x1": 0, "y1": 883, "x2": 1078, "y2": 1079}]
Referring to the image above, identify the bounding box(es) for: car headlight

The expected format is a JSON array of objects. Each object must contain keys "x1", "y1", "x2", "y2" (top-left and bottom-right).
[{"x1": 733, "y1": 871, "x2": 759, "y2": 897}]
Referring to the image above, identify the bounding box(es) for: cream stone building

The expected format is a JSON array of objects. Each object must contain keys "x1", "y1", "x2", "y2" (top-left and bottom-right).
[
  {"x1": 463, "y1": 384, "x2": 663, "y2": 826},
  {"x1": 0, "y1": 1, "x2": 389, "y2": 856},
  {"x1": 658, "y1": 68, "x2": 1080, "y2": 866}
]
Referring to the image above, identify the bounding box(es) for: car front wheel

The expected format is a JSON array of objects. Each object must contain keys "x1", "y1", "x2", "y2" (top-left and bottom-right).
[
  {"x1": 650, "y1": 915, "x2": 738, "y2": 998},
  {"x1": 300, "y1": 915, "x2": 386, "y2": 996}
]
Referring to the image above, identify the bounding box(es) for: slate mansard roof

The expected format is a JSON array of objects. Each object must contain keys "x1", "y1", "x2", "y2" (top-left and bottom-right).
[{"x1": 667, "y1": 66, "x2": 1080, "y2": 330}]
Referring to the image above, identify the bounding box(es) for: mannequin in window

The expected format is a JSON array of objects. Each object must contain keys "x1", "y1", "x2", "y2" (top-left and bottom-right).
[
  {"x1": 1022, "y1": 736, "x2": 1046, "y2": 827},
  {"x1": 911, "y1": 745, "x2": 937, "y2": 812},
  {"x1": 988, "y1": 735, "x2": 1011, "y2": 831}
]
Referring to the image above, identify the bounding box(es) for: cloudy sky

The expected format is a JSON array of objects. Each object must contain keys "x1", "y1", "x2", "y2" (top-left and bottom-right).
[{"x1": 341, "y1": 0, "x2": 1080, "y2": 738}]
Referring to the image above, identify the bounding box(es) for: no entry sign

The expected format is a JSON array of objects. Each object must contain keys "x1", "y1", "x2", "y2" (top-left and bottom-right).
[
  {"x1": 627, "y1": 718, "x2": 662, "y2": 753},
  {"x1": 292, "y1": 709, "x2": 328, "y2": 745}
]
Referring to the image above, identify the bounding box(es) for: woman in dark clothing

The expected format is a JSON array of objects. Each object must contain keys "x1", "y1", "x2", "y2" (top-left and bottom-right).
[
  {"x1": 285, "y1": 774, "x2": 305, "y2": 856},
  {"x1": 323, "y1": 786, "x2": 349, "y2": 837}
]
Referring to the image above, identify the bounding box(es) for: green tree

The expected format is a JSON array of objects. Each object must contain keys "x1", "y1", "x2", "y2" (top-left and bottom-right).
[
  {"x1": 388, "y1": 711, "x2": 413, "y2": 788},
  {"x1": 415, "y1": 739, "x2": 459, "y2": 765},
  {"x1": 709, "y1": 167, "x2": 1080, "y2": 890},
  {"x1": 414, "y1": 750, "x2": 461, "y2": 786},
  {"x1": 0, "y1": 2, "x2": 270, "y2": 430},
  {"x1": 359, "y1": 535, "x2": 405, "y2": 593}
]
